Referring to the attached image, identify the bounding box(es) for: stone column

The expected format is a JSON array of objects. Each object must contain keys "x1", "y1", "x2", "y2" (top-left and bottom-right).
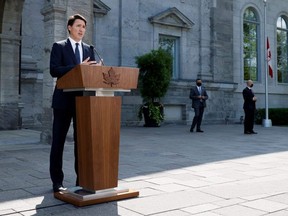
[
  {"x1": 40, "y1": 0, "x2": 67, "y2": 143},
  {"x1": 210, "y1": 0, "x2": 234, "y2": 82},
  {"x1": 198, "y1": 0, "x2": 213, "y2": 81}
]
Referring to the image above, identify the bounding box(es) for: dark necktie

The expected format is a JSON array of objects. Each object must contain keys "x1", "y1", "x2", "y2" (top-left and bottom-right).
[{"x1": 75, "y1": 43, "x2": 80, "y2": 64}]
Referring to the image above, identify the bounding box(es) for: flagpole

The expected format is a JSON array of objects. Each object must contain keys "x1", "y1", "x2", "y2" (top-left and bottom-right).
[{"x1": 262, "y1": 0, "x2": 272, "y2": 127}]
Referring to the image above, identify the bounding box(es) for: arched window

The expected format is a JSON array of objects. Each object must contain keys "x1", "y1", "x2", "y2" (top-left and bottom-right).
[
  {"x1": 277, "y1": 16, "x2": 288, "y2": 83},
  {"x1": 243, "y1": 7, "x2": 260, "y2": 81}
]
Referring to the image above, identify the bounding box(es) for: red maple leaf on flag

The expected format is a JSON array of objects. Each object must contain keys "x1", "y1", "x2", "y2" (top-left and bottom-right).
[{"x1": 267, "y1": 37, "x2": 273, "y2": 78}]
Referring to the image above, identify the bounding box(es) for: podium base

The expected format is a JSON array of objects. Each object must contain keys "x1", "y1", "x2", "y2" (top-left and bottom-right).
[{"x1": 54, "y1": 187, "x2": 139, "y2": 207}]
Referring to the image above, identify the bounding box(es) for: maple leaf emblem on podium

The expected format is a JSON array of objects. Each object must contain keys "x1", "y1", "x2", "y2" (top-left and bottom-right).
[{"x1": 102, "y1": 67, "x2": 120, "y2": 87}]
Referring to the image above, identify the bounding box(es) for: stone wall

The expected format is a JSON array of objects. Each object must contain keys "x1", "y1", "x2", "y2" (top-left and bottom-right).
[{"x1": 0, "y1": 0, "x2": 24, "y2": 130}]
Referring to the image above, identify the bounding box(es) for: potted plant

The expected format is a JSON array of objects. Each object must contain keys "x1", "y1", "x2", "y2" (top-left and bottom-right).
[{"x1": 135, "y1": 48, "x2": 172, "y2": 127}]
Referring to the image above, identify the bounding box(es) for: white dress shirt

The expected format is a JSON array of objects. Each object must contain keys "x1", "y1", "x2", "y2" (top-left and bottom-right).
[{"x1": 69, "y1": 37, "x2": 83, "y2": 63}]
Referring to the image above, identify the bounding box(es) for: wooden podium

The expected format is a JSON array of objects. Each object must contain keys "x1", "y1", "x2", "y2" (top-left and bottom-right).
[{"x1": 54, "y1": 65, "x2": 139, "y2": 206}]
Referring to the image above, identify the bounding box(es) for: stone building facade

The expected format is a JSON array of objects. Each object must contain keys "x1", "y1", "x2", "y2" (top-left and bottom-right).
[{"x1": 0, "y1": 0, "x2": 288, "y2": 143}]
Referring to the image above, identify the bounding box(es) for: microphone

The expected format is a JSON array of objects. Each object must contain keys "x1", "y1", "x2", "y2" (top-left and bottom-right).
[{"x1": 90, "y1": 45, "x2": 105, "y2": 66}]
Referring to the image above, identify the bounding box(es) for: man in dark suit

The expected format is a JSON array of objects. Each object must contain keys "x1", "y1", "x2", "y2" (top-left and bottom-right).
[
  {"x1": 189, "y1": 79, "x2": 208, "y2": 132},
  {"x1": 49, "y1": 14, "x2": 100, "y2": 192},
  {"x1": 242, "y1": 80, "x2": 257, "y2": 134}
]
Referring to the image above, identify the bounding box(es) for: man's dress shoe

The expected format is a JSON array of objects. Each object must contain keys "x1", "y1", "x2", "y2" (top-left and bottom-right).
[
  {"x1": 196, "y1": 129, "x2": 204, "y2": 133},
  {"x1": 53, "y1": 184, "x2": 67, "y2": 193}
]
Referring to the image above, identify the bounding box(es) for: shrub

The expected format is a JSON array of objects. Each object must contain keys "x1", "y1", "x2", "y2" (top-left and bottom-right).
[
  {"x1": 255, "y1": 108, "x2": 288, "y2": 125},
  {"x1": 135, "y1": 48, "x2": 172, "y2": 126}
]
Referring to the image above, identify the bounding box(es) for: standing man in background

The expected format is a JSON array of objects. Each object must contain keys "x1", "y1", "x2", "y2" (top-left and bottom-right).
[
  {"x1": 49, "y1": 14, "x2": 101, "y2": 193},
  {"x1": 242, "y1": 80, "x2": 257, "y2": 134},
  {"x1": 189, "y1": 79, "x2": 208, "y2": 133}
]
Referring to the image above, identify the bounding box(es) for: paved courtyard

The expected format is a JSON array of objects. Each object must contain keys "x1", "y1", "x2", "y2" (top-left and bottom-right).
[{"x1": 0, "y1": 123, "x2": 288, "y2": 215}]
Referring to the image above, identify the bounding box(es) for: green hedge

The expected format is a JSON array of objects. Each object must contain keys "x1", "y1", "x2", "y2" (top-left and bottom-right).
[{"x1": 255, "y1": 108, "x2": 288, "y2": 125}]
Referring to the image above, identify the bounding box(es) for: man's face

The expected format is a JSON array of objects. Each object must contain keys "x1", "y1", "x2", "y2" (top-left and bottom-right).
[{"x1": 68, "y1": 19, "x2": 86, "y2": 42}]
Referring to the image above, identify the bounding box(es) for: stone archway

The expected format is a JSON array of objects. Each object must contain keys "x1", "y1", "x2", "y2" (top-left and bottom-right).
[{"x1": 0, "y1": 0, "x2": 24, "y2": 130}]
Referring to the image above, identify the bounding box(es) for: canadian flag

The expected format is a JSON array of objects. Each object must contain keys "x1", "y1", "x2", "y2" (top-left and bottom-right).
[{"x1": 267, "y1": 37, "x2": 273, "y2": 78}]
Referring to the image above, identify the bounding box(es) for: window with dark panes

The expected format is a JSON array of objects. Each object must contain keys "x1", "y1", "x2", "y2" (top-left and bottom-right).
[
  {"x1": 277, "y1": 16, "x2": 288, "y2": 83},
  {"x1": 243, "y1": 7, "x2": 260, "y2": 81}
]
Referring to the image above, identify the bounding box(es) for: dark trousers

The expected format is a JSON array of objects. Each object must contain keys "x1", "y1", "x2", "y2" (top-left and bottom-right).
[
  {"x1": 49, "y1": 108, "x2": 78, "y2": 187},
  {"x1": 191, "y1": 106, "x2": 204, "y2": 130},
  {"x1": 244, "y1": 109, "x2": 255, "y2": 133}
]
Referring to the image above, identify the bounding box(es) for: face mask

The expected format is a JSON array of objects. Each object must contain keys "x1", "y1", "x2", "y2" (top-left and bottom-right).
[
  {"x1": 250, "y1": 84, "x2": 253, "y2": 88},
  {"x1": 196, "y1": 83, "x2": 202, "y2": 86}
]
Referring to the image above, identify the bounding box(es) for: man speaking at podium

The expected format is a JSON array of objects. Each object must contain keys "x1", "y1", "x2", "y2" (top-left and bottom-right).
[{"x1": 49, "y1": 14, "x2": 101, "y2": 193}]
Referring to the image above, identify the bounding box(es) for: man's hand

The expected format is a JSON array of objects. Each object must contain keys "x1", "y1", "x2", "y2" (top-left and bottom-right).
[{"x1": 81, "y1": 57, "x2": 102, "y2": 65}]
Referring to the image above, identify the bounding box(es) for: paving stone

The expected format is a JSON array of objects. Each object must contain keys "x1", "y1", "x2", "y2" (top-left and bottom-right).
[
  {"x1": 192, "y1": 212, "x2": 222, "y2": 216},
  {"x1": 118, "y1": 190, "x2": 222, "y2": 215},
  {"x1": 213, "y1": 198, "x2": 246, "y2": 207},
  {"x1": 242, "y1": 199, "x2": 288, "y2": 213},
  {"x1": 267, "y1": 193, "x2": 288, "y2": 205},
  {"x1": 137, "y1": 187, "x2": 165, "y2": 197},
  {"x1": 262, "y1": 210, "x2": 288, "y2": 216},
  {"x1": 212, "y1": 205, "x2": 265, "y2": 216},
  {"x1": 150, "y1": 183, "x2": 191, "y2": 192},
  {"x1": 151, "y1": 210, "x2": 191, "y2": 216},
  {"x1": 0, "y1": 209, "x2": 18, "y2": 215},
  {"x1": 182, "y1": 203, "x2": 220, "y2": 214}
]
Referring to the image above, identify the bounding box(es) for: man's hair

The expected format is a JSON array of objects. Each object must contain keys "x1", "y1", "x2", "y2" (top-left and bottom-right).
[
  {"x1": 67, "y1": 14, "x2": 87, "y2": 29},
  {"x1": 196, "y1": 78, "x2": 202, "y2": 83}
]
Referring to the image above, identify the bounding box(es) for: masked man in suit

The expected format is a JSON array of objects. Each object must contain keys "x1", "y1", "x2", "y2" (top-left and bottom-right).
[
  {"x1": 189, "y1": 79, "x2": 209, "y2": 133},
  {"x1": 49, "y1": 14, "x2": 101, "y2": 192},
  {"x1": 242, "y1": 80, "x2": 257, "y2": 134}
]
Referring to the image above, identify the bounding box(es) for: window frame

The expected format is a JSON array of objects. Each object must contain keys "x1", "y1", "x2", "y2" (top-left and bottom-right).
[
  {"x1": 243, "y1": 7, "x2": 260, "y2": 81},
  {"x1": 277, "y1": 15, "x2": 288, "y2": 83},
  {"x1": 159, "y1": 34, "x2": 180, "y2": 80}
]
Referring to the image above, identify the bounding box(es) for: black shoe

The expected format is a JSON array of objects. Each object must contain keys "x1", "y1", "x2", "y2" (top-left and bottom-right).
[
  {"x1": 53, "y1": 184, "x2": 67, "y2": 193},
  {"x1": 190, "y1": 129, "x2": 194, "y2": 132},
  {"x1": 196, "y1": 129, "x2": 204, "y2": 133},
  {"x1": 251, "y1": 131, "x2": 257, "y2": 134},
  {"x1": 244, "y1": 131, "x2": 251, "y2": 134}
]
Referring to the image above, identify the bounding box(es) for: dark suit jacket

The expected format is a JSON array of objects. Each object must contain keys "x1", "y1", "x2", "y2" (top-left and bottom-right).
[
  {"x1": 242, "y1": 87, "x2": 256, "y2": 110},
  {"x1": 50, "y1": 39, "x2": 95, "y2": 109},
  {"x1": 189, "y1": 86, "x2": 208, "y2": 108}
]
